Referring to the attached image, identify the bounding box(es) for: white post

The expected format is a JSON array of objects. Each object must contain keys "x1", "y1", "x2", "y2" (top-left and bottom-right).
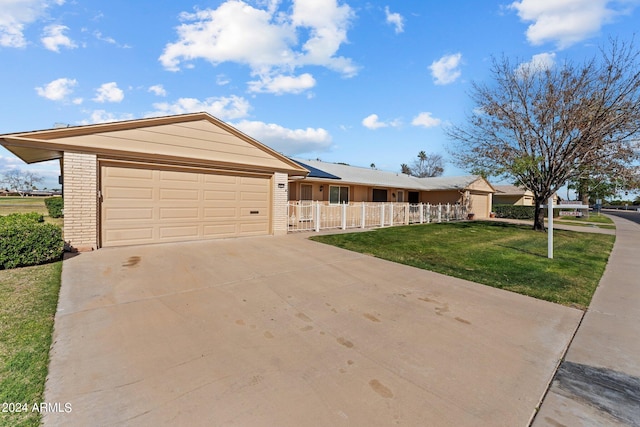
[
  {"x1": 389, "y1": 203, "x2": 394, "y2": 227},
  {"x1": 437, "y1": 204, "x2": 442, "y2": 223},
  {"x1": 446, "y1": 203, "x2": 451, "y2": 221},
  {"x1": 380, "y1": 204, "x2": 385, "y2": 228},
  {"x1": 548, "y1": 196, "x2": 554, "y2": 259},
  {"x1": 341, "y1": 202, "x2": 347, "y2": 230},
  {"x1": 426, "y1": 203, "x2": 431, "y2": 223},
  {"x1": 361, "y1": 202, "x2": 366, "y2": 229},
  {"x1": 315, "y1": 201, "x2": 321, "y2": 232},
  {"x1": 419, "y1": 203, "x2": 424, "y2": 224}
]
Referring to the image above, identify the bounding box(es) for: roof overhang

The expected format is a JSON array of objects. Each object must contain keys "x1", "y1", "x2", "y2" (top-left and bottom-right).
[{"x1": 0, "y1": 112, "x2": 309, "y2": 177}]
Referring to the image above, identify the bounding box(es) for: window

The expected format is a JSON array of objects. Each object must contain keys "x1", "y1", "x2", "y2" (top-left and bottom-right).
[
  {"x1": 372, "y1": 189, "x2": 387, "y2": 202},
  {"x1": 397, "y1": 190, "x2": 404, "y2": 202},
  {"x1": 329, "y1": 186, "x2": 349, "y2": 204},
  {"x1": 301, "y1": 184, "x2": 312, "y2": 201}
]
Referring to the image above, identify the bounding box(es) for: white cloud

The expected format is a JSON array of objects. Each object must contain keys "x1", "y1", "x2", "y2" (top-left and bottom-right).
[
  {"x1": 93, "y1": 82, "x2": 124, "y2": 103},
  {"x1": 385, "y1": 6, "x2": 404, "y2": 34},
  {"x1": 80, "y1": 110, "x2": 135, "y2": 125},
  {"x1": 159, "y1": 0, "x2": 358, "y2": 94},
  {"x1": 35, "y1": 77, "x2": 77, "y2": 101},
  {"x1": 429, "y1": 53, "x2": 463, "y2": 85},
  {"x1": 41, "y1": 24, "x2": 76, "y2": 52},
  {"x1": 509, "y1": 0, "x2": 634, "y2": 49},
  {"x1": 0, "y1": 0, "x2": 65, "y2": 48},
  {"x1": 248, "y1": 73, "x2": 316, "y2": 94},
  {"x1": 233, "y1": 120, "x2": 332, "y2": 155},
  {"x1": 362, "y1": 114, "x2": 387, "y2": 129},
  {"x1": 148, "y1": 84, "x2": 167, "y2": 97},
  {"x1": 362, "y1": 113, "x2": 400, "y2": 130},
  {"x1": 216, "y1": 74, "x2": 230, "y2": 86},
  {"x1": 148, "y1": 95, "x2": 251, "y2": 120},
  {"x1": 411, "y1": 112, "x2": 442, "y2": 128},
  {"x1": 516, "y1": 52, "x2": 556, "y2": 76}
]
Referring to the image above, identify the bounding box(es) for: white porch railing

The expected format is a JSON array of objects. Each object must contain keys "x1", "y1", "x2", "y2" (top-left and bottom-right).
[{"x1": 287, "y1": 201, "x2": 468, "y2": 233}]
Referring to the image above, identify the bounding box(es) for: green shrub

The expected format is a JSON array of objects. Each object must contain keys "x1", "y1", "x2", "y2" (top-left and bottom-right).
[
  {"x1": 493, "y1": 204, "x2": 536, "y2": 220},
  {"x1": 44, "y1": 197, "x2": 64, "y2": 218},
  {"x1": 0, "y1": 213, "x2": 63, "y2": 269},
  {"x1": 0, "y1": 212, "x2": 44, "y2": 225}
]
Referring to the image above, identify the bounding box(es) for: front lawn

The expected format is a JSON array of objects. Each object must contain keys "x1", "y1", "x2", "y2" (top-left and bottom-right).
[
  {"x1": 0, "y1": 262, "x2": 62, "y2": 427},
  {"x1": 311, "y1": 221, "x2": 614, "y2": 309},
  {"x1": 0, "y1": 197, "x2": 63, "y2": 227}
]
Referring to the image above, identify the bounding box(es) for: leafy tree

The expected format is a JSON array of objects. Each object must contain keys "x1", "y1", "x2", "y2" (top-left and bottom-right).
[
  {"x1": 0, "y1": 169, "x2": 43, "y2": 197},
  {"x1": 447, "y1": 39, "x2": 640, "y2": 230},
  {"x1": 406, "y1": 151, "x2": 444, "y2": 178}
]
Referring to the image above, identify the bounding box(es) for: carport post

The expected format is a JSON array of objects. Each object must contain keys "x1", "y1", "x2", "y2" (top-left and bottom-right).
[{"x1": 548, "y1": 196, "x2": 554, "y2": 259}]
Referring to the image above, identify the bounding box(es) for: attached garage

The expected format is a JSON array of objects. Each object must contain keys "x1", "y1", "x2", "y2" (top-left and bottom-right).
[
  {"x1": 0, "y1": 113, "x2": 308, "y2": 250},
  {"x1": 100, "y1": 165, "x2": 272, "y2": 247}
]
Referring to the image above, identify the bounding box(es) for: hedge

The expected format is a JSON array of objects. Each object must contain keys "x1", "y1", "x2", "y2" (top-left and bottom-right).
[
  {"x1": 45, "y1": 196, "x2": 64, "y2": 218},
  {"x1": 0, "y1": 213, "x2": 64, "y2": 269},
  {"x1": 493, "y1": 204, "x2": 537, "y2": 220}
]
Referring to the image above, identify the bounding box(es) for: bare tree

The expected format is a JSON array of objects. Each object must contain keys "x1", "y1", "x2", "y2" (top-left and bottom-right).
[
  {"x1": 408, "y1": 151, "x2": 445, "y2": 177},
  {"x1": 447, "y1": 38, "x2": 640, "y2": 230},
  {"x1": 0, "y1": 169, "x2": 44, "y2": 197}
]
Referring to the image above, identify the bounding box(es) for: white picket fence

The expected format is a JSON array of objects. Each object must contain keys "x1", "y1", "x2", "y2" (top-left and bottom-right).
[{"x1": 287, "y1": 201, "x2": 468, "y2": 233}]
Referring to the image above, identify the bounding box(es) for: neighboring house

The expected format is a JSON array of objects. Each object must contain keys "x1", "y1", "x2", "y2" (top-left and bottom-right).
[
  {"x1": 493, "y1": 185, "x2": 535, "y2": 206},
  {"x1": 0, "y1": 113, "x2": 308, "y2": 250},
  {"x1": 289, "y1": 159, "x2": 495, "y2": 218}
]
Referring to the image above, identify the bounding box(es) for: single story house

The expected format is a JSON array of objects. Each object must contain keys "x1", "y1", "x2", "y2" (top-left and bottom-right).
[
  {"x1": 288, "y1": 159, "x2": 495, "y2": 218},
  {"x1": 0, "y1": 113, "x2": 308, "y2": 250},
  {"x1": 492, "y1": 185, "x2": 534, "y2": 206}
]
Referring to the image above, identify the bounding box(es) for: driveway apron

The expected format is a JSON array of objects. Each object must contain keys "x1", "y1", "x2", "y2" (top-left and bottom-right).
[{"x1": 43, "y1": 234, "x2": 582, "y2": 426}]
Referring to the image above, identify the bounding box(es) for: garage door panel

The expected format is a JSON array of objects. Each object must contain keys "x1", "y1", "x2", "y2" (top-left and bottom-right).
[
  {"x1": 204, "y1": 190, "x2": 237, "y2": 201},
  {"x1": 101, "y1": 165, "x2": 271, "y2": 247},
  {"x1": 160, "y1": 170, "x2": 199, "y2": 182},
  {"x1": 203, "y1": 207, "x2": 237, "y2": 219},
  {"x1": 203, "y1": 224, "x2": 238, "y2": 236},
  {"x1": 105, "y1": 187, "x2": 154, "y2": 200},
  {"x1": 159, "y1": 207, "x2": 200, "y2": 220},
  {"x1": 159, "y1": 225, "x2": 199, "y2": 239},
  {"x1": 104, "y1": 227, "x2": 154, "y2": 244},
  {"x1": 104, "y1": 207, "x2": 154, "y2": 220},
  {"x1": 159, "y1": 188, "x2": 199, "y2": 201}
]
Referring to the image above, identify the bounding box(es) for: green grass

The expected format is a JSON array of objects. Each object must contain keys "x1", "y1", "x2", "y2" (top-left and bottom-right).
[
  {"x1": 311, "y1": 221, "x2": 615, "y2": 309},
  {"x1": 555, "y1": 214, "x2": 613, "y2": 224},
  {"x1": 0, "y1": 262, "x2": 62, "y2": 427},
  {"x1": 0, "y1": 197, "x2": 63, "y2": 227}
]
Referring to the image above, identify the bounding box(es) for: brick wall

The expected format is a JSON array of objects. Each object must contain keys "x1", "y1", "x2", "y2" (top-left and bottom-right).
[
  {"x1": 272, "y1": 172, "x2": 288, "y2": 235},
  {"x1": 63, "y1": 152, "x2": 98, "y2": 250}
]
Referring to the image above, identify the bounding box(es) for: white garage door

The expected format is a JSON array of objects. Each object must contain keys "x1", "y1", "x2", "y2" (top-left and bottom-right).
[{"x1": 101, "y1": 165, "x2": 271, "y2": 247}]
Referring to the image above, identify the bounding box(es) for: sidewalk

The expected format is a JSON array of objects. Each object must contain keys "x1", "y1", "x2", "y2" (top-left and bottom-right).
[{"x1": 532, "y1": 215, "x2": 640, "y2": 426}]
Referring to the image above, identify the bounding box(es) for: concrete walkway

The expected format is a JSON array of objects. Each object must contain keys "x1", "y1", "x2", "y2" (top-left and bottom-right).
[
  {"x1": 533, "y1": 214, "x2": 640, "y2": 426},
  {"x1": 43, "y1": 234, "x2": 581, "y2": 426}
]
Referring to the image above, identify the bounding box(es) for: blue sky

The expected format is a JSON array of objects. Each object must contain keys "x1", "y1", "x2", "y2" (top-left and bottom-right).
[{"x1": 1, "y1": 0, "x2": 639, "y2": 189}]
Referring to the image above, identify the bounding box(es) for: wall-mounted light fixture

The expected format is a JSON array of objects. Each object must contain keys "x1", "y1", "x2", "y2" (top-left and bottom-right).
[{"x1": 319, "y1": 185, "x2": 323, "y2": 192}]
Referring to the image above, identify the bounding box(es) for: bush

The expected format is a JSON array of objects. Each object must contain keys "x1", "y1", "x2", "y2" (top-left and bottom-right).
[
  {"x1": 0, "y1": 212, "x2": 44, "y2": 225},
  {"x1": 0, "y1": 213, "x2": 64, "y2": 269},
  {"x1": 493, "y1": 204, "x2": 536, "y2": 220},
  {"x1": 45, "y1": 196, "x2": 64, "y2": 218}
]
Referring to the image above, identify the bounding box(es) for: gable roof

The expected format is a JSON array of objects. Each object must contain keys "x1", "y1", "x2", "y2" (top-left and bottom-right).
[
  {"x1": 493, "y1": 185, "x2": 533, "y2": 196},
  {"x1": 0, "y1": 112, "x2": 308, "y2": 176},
  {"x1": 292, "y1": 159, "x2": 494, "y2": 193}
]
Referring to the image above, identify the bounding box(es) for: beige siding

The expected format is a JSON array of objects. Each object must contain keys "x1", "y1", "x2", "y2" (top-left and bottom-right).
[
  {"x1": 101, "y1": 165, "x2": 270, "y2": 247},
  {"x1": 46, "y1": 119, "x2": 304, "y2": 172},
  {"x1": 421, "y1": 190, "x2": 463, "y2": 205}
]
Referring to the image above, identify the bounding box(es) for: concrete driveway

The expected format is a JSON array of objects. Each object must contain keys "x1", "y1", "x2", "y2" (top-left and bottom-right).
[{"x1": 44, "y1": 234, "x2": 582, "y2": 426}]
